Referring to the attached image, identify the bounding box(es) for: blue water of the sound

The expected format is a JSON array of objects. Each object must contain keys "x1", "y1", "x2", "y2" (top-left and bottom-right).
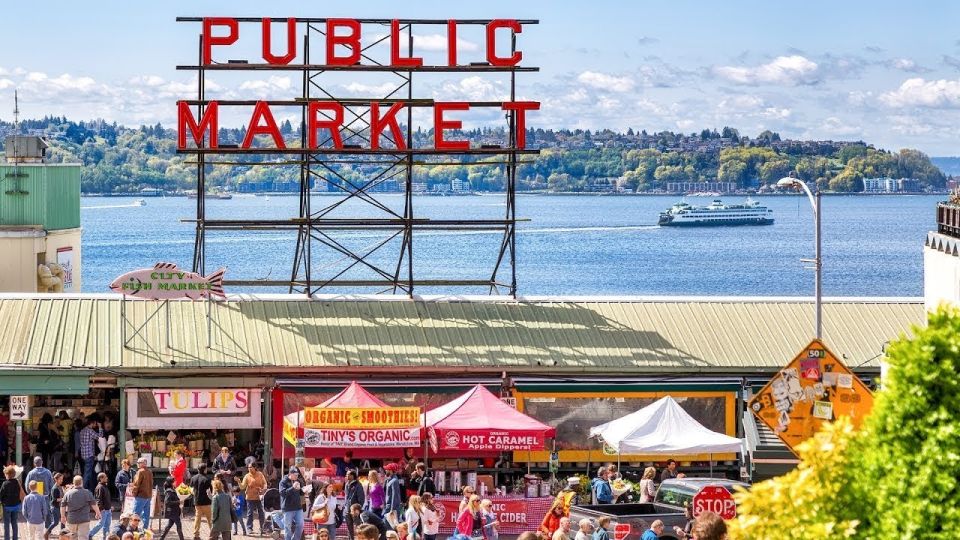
[{"x1": 80, "y1": 194, "x2": 937, "y2": 297}]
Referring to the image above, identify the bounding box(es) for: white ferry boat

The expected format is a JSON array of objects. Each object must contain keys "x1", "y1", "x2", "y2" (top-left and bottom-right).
[{"x1": 658, "y1": 197, "x2": 774, "y2": 226}]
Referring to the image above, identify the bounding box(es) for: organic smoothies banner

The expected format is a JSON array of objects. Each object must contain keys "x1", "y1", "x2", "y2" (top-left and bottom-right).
[{"x1": 127, "y1": 389, "x2": 262, "y2": 429}]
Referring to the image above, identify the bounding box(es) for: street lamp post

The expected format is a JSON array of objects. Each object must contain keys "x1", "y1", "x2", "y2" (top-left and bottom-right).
[{"x1": 777, "y1": 177, "x2": 822, "y2": 340}]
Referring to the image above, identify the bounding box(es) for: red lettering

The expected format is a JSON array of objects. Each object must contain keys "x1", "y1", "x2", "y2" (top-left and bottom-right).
[
  {"x1": 486, "y1": 19, "x2": 523, "y2": 66},
  {"x1": 390, "y1": 20, "x2": 423, "y2": 68},
  {"x1": 326, "y1": 19, "x2": 361, "y2": 66},
  {"x1": 502, "y1": 101, "x2": 539, "y2": 149},
  {"x1": 177, "y1": 101, "x2": 219, "y2": 149},
  {"x1": 153, "y1": 391, "x2": 171, "y2": 410},
  {"x1": 242, "y1": 101, "x2": 286, "y2": 149},
  {"x1": 308, "y1": 102, "x2": 344, "y2": 149},
  {"x1": 262, "y1": 18, "x2": 297, "y2": 65},
  {"x1": 434, "y1": 102, "x2": 470, "y2": 150},
  {"x1": 447, "y1": 20, "x2": 458, "y2": 66},
  {"x1": 203, "y1": 17, "x2": 239, "y2": 65},
  {"x1": 193, "y1": 391, "x2": 203, "y2": 409},
  {"x1": 370, "y1": 102, "x2": 407, "y2": 150}
]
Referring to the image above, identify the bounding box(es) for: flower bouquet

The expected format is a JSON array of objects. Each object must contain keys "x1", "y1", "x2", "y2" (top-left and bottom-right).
[
  {"x1": 175, "y1": 484, "x2": 194, "y2": 503},
  {"x1": 610, "y1": 478, "x2": 634, "y2": 501}
]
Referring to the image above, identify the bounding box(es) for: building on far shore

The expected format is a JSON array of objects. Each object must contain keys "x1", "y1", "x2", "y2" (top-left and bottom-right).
[{"x1": 0, "y1": 136, "x2": 81, "y2": 292}]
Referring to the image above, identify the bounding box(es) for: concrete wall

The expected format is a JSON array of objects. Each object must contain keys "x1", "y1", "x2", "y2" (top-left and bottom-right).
[{"x1": 0, "y1": 227, "x2": 81, "y2": 292}]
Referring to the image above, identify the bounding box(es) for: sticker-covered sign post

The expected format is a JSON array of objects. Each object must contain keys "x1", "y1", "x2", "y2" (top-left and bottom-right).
[{"x1": 749, "y1": 339, "x2": 874, "y2": 453}]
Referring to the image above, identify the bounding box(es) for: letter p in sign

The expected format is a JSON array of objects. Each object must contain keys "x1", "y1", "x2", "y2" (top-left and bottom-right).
[
  {"x1": 10, "y1": 396, "x2": 29, "y2": 422},
  {"x1": 692, "y1": 485, "x2": 737, "y2": 520}
]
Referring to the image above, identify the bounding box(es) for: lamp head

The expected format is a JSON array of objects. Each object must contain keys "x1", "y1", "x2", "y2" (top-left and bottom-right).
[{"x1": 777, "y1": 177, "x2": 801, "y2": 188}]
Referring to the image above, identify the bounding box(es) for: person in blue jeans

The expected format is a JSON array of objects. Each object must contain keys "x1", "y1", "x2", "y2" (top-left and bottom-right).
[
  {"x1": 88, "y1": 473, "x2": 113, "y2": 540},
  {"x1": 1, "y1": 466, "x2": 23, "y2": 540},
  {"x1": 231, "y1": 486, "x2": 247, "y2": 536},
  {"x1": 131, "y1": 457, "x2": 154, "y2": 530},
  {"x1": 279, "y1": 468, "x2": 304, "y2": 540},
  {"x1": 78, "y1": 418, "x2": 103, "y2": 493}
]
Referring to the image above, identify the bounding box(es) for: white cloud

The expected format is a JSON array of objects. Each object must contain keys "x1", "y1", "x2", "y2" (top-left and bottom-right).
[
  {"x1": 413, "y1": 34, "x2": 479, "y2": 52},
  {"x1": 0, "y1": 79, "x2": 14, "y2": 90},
  {"x1": 576, "y1": 71, "x2": 635, "y2": 92},
  {"x1": 129, "y1": 75, "x2": 165, "y2": 87},
  {"x1": 879, "y1": 77, "x2": 960, "y2": 108},
  {"x1": 435, "y1": 76, "x2": 506, "y2": 101},
  {"x1": 676, "y1": 119, "x2": 696, "y2": 130},
  {"x1": 342, "y1": 82, "x2": 403, "y2": 96},
  {"x1": 238, "y1": 76, "x2": 292, "y2": 93},
  {"x1": 714, "y1": 55, "x2": 819, "y2": 86}
]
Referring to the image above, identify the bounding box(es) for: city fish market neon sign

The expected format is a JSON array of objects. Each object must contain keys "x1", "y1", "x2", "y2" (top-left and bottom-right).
[
  {"x1": 177, "y1": 17, "x2": 539, "y2": 152},
  {"x1": 109, "y1": 262, "x2": 226, "y2": 300}
]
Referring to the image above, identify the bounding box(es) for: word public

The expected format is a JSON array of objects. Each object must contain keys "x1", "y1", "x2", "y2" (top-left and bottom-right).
[{"x1": 177, "y1": 17, "x2": 539, "y2": 152}]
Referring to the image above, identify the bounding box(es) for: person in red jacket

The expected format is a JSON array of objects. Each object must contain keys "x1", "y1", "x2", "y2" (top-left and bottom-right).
[
  {"x1": 169, "y1": 450, "x2": 188, "y2": 487},
  {"x1": 456, "y1": 495, "x2": 486, "y2": 540}
]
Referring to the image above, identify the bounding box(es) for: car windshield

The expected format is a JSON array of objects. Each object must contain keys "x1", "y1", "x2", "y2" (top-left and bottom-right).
[{"x1": 655, "y1": 485, "x2": 697, "y2": 508}]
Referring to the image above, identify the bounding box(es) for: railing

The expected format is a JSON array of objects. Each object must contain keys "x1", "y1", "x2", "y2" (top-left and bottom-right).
[{"x1": 939, "y1": 202, "x2": 960, "y2": 238}]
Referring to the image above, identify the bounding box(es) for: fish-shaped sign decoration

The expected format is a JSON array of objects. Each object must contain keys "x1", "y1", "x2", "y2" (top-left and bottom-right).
[{"x1": 109, "y1": 262, "x2": 226, "y2": 300}]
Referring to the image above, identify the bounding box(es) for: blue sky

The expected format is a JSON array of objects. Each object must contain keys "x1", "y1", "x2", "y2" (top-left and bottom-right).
[{"x1": 3, "y1": 1, "x2": 960, "y2": 154}]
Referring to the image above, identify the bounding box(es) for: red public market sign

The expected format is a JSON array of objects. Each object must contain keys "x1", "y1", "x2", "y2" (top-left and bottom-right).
[
  {"x1": 177, "y1": 17, "x2": 539, "y2": 152},
  {"x1": 692, "y1": 485, "x2": 737, "y2": 521}
]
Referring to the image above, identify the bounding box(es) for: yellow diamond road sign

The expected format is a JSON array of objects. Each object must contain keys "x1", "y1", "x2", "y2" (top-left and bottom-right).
[{"x1": 749, "y1": 339, "x2": 874, "y2": 454}]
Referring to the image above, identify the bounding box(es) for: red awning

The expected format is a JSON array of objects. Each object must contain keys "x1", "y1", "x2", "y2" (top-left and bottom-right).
[{"x1": 423, "y1": 385, "x2": 555, "y2": 452}]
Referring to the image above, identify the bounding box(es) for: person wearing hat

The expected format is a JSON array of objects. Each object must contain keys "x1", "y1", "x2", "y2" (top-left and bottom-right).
[
  {"x1": 130, "y1": 458, "x2": 153, "y2": 529},
  {"x1": 382, "y1": 464, "x2": 403, "y2": 526},
  {"x1": 554, "y1": 478, "x2": 580, "y2": 517},
  {"x1": 111, "y1": 513, "x2": 134, "y2": 537},
  {"x1": 279, "y1": 467, "x2": 305, "y2": 540}
]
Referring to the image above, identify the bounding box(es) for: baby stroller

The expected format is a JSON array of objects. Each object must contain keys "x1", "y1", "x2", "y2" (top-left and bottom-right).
[{"x1": 262, "y1": 488, "x2": 284, "y2": 539}]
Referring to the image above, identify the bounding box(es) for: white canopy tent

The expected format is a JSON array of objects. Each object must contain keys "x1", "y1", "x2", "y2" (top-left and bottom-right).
[{"x1": 589, "y1": 395, "x2": 744, "y2": 455}]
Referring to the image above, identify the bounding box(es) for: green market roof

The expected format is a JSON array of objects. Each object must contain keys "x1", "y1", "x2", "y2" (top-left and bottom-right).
[{"x1": 0, "y1": 295, "x2": 924, "y2": 376}]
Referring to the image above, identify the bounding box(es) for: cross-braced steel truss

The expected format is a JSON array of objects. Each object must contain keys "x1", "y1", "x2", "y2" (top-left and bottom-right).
[{"x1": 176, "y1": 17, "x2": 539, "y2": 297}]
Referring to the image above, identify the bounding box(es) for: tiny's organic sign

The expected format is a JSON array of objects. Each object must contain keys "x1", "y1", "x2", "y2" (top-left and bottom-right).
[{"x1": 109, "y1": 262, "x2": 226, "y2": 300}]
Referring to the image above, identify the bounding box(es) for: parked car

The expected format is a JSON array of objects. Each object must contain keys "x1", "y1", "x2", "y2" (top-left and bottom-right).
[{"x1": 569, "y1": 478, "x2": 749, "y2": 540}]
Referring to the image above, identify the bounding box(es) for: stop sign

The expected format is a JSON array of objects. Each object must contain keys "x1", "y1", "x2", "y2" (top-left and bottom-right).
[{"x1": 692, "y1": 485, "x2": 737, "y2": 520}]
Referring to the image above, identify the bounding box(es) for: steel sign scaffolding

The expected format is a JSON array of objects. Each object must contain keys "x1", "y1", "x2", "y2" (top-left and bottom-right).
[{"x1": 175, "y1": 17, "x2": 539, "y2": 297}]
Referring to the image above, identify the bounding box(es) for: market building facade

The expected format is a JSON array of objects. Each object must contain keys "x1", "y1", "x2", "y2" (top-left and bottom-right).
[{"x1": 0, "y1": 294, "x2": 922, "y2": 483}]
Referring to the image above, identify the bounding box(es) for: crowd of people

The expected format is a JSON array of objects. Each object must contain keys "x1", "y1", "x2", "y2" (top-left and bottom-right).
[{"x1": 1, "y1": 443, "x2": 728, "y2": 540}]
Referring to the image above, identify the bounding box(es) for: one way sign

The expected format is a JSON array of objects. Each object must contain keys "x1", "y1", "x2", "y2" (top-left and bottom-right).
[{"x1": 10, "y1": 396, "x2": 29, "y2": 421}]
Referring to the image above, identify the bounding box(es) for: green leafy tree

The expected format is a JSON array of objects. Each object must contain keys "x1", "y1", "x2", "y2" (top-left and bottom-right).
[
  {"x1": 728, "y1": 418, "x2": 863, "y2": 540},
  {"x1": 858, "y1": 307, "x2": 960, "y2": 538}
]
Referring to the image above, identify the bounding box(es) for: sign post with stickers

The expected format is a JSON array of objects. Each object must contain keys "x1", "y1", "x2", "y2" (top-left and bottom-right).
[{"x1": 749, "y1": 339, "x2": 874, "y2": 454}]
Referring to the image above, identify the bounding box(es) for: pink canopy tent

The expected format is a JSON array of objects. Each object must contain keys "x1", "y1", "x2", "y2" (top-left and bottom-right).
[
  {"x1": 423, "y1": 385, "x2": 556, "y2": 454},
  {"x1": 280, "y1": 381, "x2": 414, "y2": 459}
]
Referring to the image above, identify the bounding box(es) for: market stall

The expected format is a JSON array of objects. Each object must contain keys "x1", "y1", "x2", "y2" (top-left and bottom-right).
[
  {"x1": 124, "y1": 387, "x2": 264, "y2": 473},
  {"x1": 279, "y1": 381, "x2": 421, "y2": 460},
  {"x1": 421, "y1": 385, "x2": 558, "y2": 530},
  {"x1": 588, "y1": 395, "x2": 743, "y2": 455}
]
